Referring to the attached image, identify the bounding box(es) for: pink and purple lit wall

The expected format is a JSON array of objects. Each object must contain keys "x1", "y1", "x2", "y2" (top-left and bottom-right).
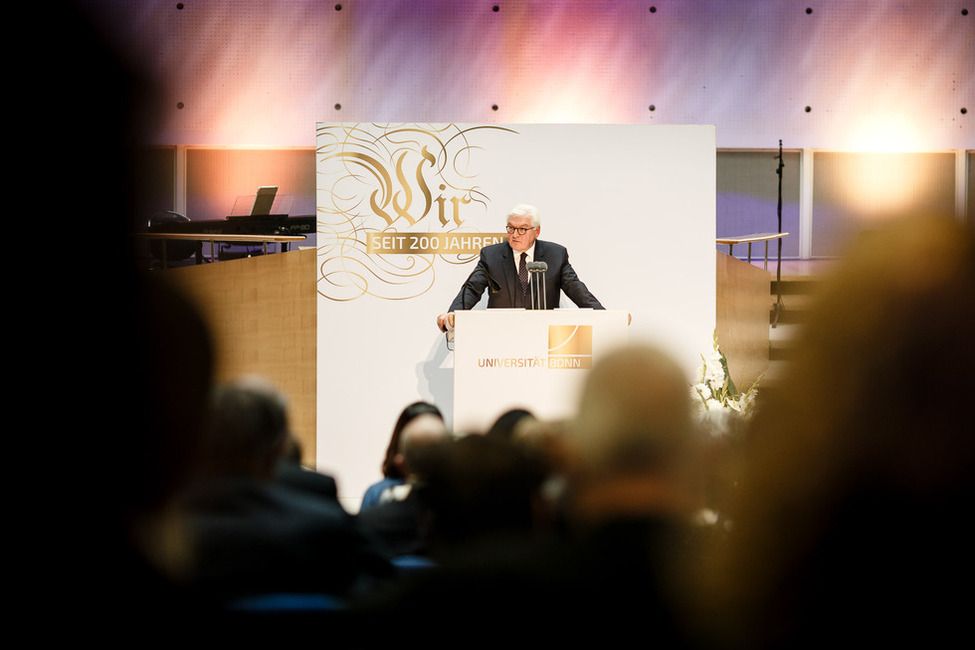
[{"x1": 78, "y1": 0, "x2": 973, "y2": 255}]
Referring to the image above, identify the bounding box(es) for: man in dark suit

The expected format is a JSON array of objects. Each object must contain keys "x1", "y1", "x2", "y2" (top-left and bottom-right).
[
  {"x1": 437, "y1": 204, "x2": 603, "y2": 333},
  {"x1": 174, "y1": 376, "x2": 392, "y2": 608}
]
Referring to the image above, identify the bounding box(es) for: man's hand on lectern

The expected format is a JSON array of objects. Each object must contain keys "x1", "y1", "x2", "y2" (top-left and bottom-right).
[{"x1": 437, "y1": 312, "x2": 455, "y2": 332}]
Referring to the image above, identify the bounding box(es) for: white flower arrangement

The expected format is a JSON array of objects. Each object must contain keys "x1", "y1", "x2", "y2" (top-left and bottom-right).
[{"x1": 692, "y1": 332, "x2": 761, "y2": 435}]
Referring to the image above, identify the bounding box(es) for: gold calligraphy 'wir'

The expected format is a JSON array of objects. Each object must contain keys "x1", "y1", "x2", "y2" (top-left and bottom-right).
[
  {"x1": 316, "y1": 123, "x2": 521, "y2": 302},
  {"x1": 385, "y1": 146, "x2": 437, "y2": 226}
]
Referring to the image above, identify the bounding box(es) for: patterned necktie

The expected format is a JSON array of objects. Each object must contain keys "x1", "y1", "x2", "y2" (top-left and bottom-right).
[{"x1": 519, "y1": 252, "x2": 528, "y2": 294}]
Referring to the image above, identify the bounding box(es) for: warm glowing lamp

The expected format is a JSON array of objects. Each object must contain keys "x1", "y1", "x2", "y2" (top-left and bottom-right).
[
  {"x1": 841, "y1": 113, "x2": 926, "y2": 218},
  {"x1": 847, "y1": 113, "x2": 923, "y2": 154}
]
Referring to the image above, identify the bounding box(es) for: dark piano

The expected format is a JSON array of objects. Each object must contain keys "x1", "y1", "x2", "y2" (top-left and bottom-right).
[
  {"x1": 144, "y1": 213, "x2": 316, "y2": 267},
  {"x1": 148, "y1": 213, "x2": 316, "y2": 236}
]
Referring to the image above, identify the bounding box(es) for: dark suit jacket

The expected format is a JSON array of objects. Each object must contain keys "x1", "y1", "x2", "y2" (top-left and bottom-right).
[
  {"x1": 177, "y1": 476, "x2": 392, "y2": 604},
  {"x1": 447, "y1": 240, "x2": 604, "y2": 312},
  {"x1": 275, "y1": 460, "x2": 339, "y2": 501}
]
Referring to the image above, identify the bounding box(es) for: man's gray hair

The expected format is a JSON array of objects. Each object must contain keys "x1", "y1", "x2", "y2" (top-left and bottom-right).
[{"x1": 507, "y1": 203, "x2": 540, "y2": 228}]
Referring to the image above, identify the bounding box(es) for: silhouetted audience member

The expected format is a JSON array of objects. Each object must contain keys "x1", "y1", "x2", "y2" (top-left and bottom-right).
[
  {"x1": 360, "y1": 401, "x2": 444, "y2": 511},
  {"x1": 355, "y1": 407, "x2": 450, "y2": 560},
  {"x1": 485, "y1": 407, "x2": 536, "y2": 440},
  {"x1": 275, "y1": 433, "x2": 339, "y2": 501},
  {"x1": 37, "y1": 3, "x2": 219, "y2": 634},
  {"x1": 420, "y1": 432, "x2": 550, "y2": 557},
  {"x1": 171, "y1": 376, "x2": 392, "y2": 609},
  {"x1": 506, "y1": 416, "x2": 578, "y2": 533},
  {"x1": 352, "y1": 344, "x2": 708, "y2": 647},
  {"x1": 697, "y1": 215, "x2": 975, "y2": 649},
  {"x1": 552, "y1": 343, "x2": 711, "y2": 643},
  {"x1": 107, "y1": 272, "x2": 218, "y2": 623}
]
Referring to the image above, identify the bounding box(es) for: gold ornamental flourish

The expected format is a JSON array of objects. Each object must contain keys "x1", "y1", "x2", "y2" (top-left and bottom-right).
[{"x1": 316, "y1": 123, "x2": 520, "y2": 302}]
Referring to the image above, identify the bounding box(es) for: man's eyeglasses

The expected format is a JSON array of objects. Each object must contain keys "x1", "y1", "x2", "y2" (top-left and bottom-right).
[{"x1": 506, "y1": 225, "x2": 536, "y2": 235}]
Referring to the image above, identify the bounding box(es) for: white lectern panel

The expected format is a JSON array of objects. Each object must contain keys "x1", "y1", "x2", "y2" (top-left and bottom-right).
[{"x1": 453, "y1": 309, "x2": 630, "y2": 433}]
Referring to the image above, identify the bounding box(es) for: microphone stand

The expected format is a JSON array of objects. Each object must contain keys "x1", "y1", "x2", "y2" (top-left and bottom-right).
[
  {"x1": 771, "y1": 139, "x2": 785, "y2": 328},
  {"x1": 527, "y1": 261, "x2": 548, "y2": 310}
]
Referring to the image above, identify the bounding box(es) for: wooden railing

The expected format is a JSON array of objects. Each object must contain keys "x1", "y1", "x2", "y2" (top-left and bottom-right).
[{"x1": 715, "y1": 232, "x2": 789, "y2": 270}]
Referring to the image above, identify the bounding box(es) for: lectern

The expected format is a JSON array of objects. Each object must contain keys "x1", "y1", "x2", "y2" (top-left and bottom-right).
[{"x1": 452, "y1": 309, "x2": 630, "y2": 433}]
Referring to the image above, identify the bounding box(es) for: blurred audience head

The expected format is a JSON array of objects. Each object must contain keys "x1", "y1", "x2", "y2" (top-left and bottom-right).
[
  {"x1": 486, "y1": 407, "x2": 536, "y2": 441},
  {"x1": 381, "y1": 401, "x2": 444, "y2": 480},
  {"x1": 196, "y1": 375, "x2": 292, "y2": 480},
  {"x1": 397, "y1": 410, "x2": 450, "y2": 483},
  {"x1": 704, "y1": 214, "x2": 975, "y2": 647},
  {"x1": 565, "y1": 342, "x2": 699, "y2": 523},
  {"x1": 422, "y1": 433, "x2": 549, "y2": 550}
]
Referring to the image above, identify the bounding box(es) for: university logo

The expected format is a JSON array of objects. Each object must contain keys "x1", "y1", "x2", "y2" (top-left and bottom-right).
[
  {"x1": 315, "y1": 123, "x2": 517, "y2": 302},
  {"x1": 548, "y1": 325, "x2": 593, "y2": 369}
]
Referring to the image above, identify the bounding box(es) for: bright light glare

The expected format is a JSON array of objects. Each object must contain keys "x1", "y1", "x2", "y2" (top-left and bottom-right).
[
  {"x1": 838, "y1": 113, "x2": 931, "y2": 218},
  {"x1": 849, "y1": 155, "x2": 919, "y2": 217},
  {"x1": 847, "y1": 113, "x2": 924, "y2": 153}
]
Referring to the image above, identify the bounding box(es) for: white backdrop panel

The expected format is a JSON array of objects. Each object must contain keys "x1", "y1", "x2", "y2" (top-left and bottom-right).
[{"x1": 317, "y1": 123, "x2": 715, "y2": 512}]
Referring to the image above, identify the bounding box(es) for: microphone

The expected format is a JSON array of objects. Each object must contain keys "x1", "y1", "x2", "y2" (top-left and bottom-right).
[{"x1": 527, "y1": 261, "x2": 548, "y2": 310}]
